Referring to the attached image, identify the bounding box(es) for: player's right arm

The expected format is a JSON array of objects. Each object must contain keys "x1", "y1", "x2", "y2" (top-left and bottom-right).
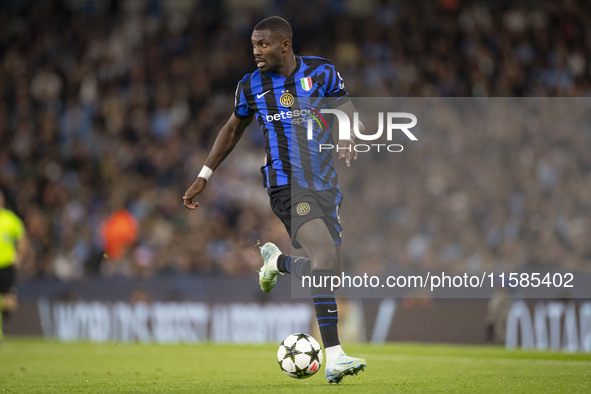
[{"x1": 183, "y1": 113, "x2": 253, "y2": 210}]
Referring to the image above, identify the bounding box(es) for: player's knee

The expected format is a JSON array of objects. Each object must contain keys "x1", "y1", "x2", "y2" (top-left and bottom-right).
[{"x1": 310, "y1": 248, "x2": 337, "y2": 271}]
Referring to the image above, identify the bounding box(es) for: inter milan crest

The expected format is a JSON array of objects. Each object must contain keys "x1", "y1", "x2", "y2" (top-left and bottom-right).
[
  {"x1": 296, "y1": 202, "x2": 311, "y2": 216},
  {"x1": 280, "y1": 90, "x2": 294, "y2": 107}
]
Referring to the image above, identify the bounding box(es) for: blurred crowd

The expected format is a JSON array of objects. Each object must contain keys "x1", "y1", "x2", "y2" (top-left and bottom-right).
[
  {"x1": 341, "y1": 97, "x2": 591, "y2": 278},
  {"x1": 0, "y1": 0, "x2": 590, "y2": 281}
]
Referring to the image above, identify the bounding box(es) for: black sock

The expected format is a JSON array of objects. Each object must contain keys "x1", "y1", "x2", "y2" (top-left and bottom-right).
[
  {"x1": 310, "y1": 269, "x2": 340, "y2": 348},
  {"x1": 277, "y1": 254, "x2": 311, "y2": 279}
]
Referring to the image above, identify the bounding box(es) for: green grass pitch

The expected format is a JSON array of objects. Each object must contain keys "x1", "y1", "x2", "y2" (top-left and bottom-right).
[{"x1": 1, "y1": 338, "x2": 590, "y2": 393}]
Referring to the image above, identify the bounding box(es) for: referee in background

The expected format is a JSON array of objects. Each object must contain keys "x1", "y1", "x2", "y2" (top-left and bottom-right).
[{"x1": 0, "y1": 190, "x2": 27, "y2": 341}]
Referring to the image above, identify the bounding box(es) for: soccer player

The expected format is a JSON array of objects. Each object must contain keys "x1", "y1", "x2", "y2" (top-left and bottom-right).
[
  {"x1": 183, "y1": 16, "x2": 366, "y2": 383},
  {"x1": 0, "y1": 190, "x2": 27, "y2": 341}
]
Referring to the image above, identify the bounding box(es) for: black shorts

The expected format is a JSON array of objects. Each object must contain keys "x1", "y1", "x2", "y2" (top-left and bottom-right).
[
  {"x1": 268, "y1": 185, "x2": 343, "y2": 249},
  {"x1": 0, "y1": 265, "x2": 15, "y2": 293}
]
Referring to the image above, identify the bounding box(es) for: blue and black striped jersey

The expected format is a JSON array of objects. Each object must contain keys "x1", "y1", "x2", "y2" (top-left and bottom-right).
[{"x1": 234, "y1": 56, "x2": 348, "y2": 190}]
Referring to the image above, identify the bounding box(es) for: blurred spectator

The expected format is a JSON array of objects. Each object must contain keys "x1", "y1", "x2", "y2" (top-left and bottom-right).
[
  {"x1": 100, "y1": 209, "x2": 138, "y2": 260},
  {"x1": 485, "y1": 288, "x2": 513, "y2": 344},
  {"x1": 99, "y1": 208, "x2": 138, "y2": 278}
]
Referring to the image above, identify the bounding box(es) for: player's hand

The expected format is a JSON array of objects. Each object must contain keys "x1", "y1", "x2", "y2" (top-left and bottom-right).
[
  {"x1": 338, "y1": 138, "x2": 358, "y2": 167},
  {"x1": 183, "y1": 177, "x2": 207, "y2": 210},
  {"x1": 3, "y1": 293, "x2": 18, "y2": 312}
]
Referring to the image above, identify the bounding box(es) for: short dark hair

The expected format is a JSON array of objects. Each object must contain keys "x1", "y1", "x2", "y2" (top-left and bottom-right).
[{"x1": 254, "y1": 16, "x2": 292, "y2": 40}]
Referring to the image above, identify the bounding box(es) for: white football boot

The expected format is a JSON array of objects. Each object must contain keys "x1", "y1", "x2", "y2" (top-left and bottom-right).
[
  {"x1": 258, "y1": 242, "x2": 282, "y2": 293},
  {"x1": 325, "y1": 351, "x2": 367, "y2": 384}
]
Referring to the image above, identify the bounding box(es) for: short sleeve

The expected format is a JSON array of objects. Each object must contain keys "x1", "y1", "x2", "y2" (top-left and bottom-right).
[
  {"x1": 7, "y1": 211, "x2": 25, "y2": 240},
  {"x1": 233, "y1": 76, "x2": 253, "y2": 119},
  {"x1": 325, "y1": 63, "x2": 348, "y2": 98}
]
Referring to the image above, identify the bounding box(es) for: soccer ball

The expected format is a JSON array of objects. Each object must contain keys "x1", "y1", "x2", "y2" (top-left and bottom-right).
[{"x1": 277, "y1": 333, "x2": 323, "y2": 379}]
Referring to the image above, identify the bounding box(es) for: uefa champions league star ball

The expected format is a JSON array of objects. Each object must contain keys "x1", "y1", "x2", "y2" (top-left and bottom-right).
[{"x1": 277, "y1": 333, "x2": 323, "y2": 379}]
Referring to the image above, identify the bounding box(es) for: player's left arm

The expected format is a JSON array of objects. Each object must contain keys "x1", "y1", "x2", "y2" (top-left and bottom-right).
[
  {"x1": 325, "y1": 64, "x2": 363, "y2": 167},
  {"x1": 334, "y1": 100, "x2": 364, "y2": 167}
]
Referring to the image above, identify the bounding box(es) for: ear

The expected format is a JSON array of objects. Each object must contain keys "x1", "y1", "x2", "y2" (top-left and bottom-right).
[{"x1": 281, "y1": 39, "x2": 291, "y2": 53}]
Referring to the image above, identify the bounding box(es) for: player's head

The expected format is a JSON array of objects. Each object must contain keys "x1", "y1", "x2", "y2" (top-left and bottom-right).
[{"x1": 251, "y1": 16, "x2": 293, "y2": 73}]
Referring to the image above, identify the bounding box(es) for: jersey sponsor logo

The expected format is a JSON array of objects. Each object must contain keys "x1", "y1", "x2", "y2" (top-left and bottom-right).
[
  {"x1": 263, "y1": 107, "x2": 327, "y2": 129},
  {"x1": 304, "y1": 109, "x2": 328, "y2": 137},
  {"x1": 300, "y1": 77, "x2": 313, "y2": 91},
  {"x1": 264, "y1": 108, "x2": 311, "y2": 123},
  {"x1": 256, "y1": 90, "x2": 271, "y2": 99},
  {"x1": 280, "y1": 91, "x2": 294, "y2": 107},
  {"x1": 296, "y1": 202, "x2": 311, "y2": 216}
]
